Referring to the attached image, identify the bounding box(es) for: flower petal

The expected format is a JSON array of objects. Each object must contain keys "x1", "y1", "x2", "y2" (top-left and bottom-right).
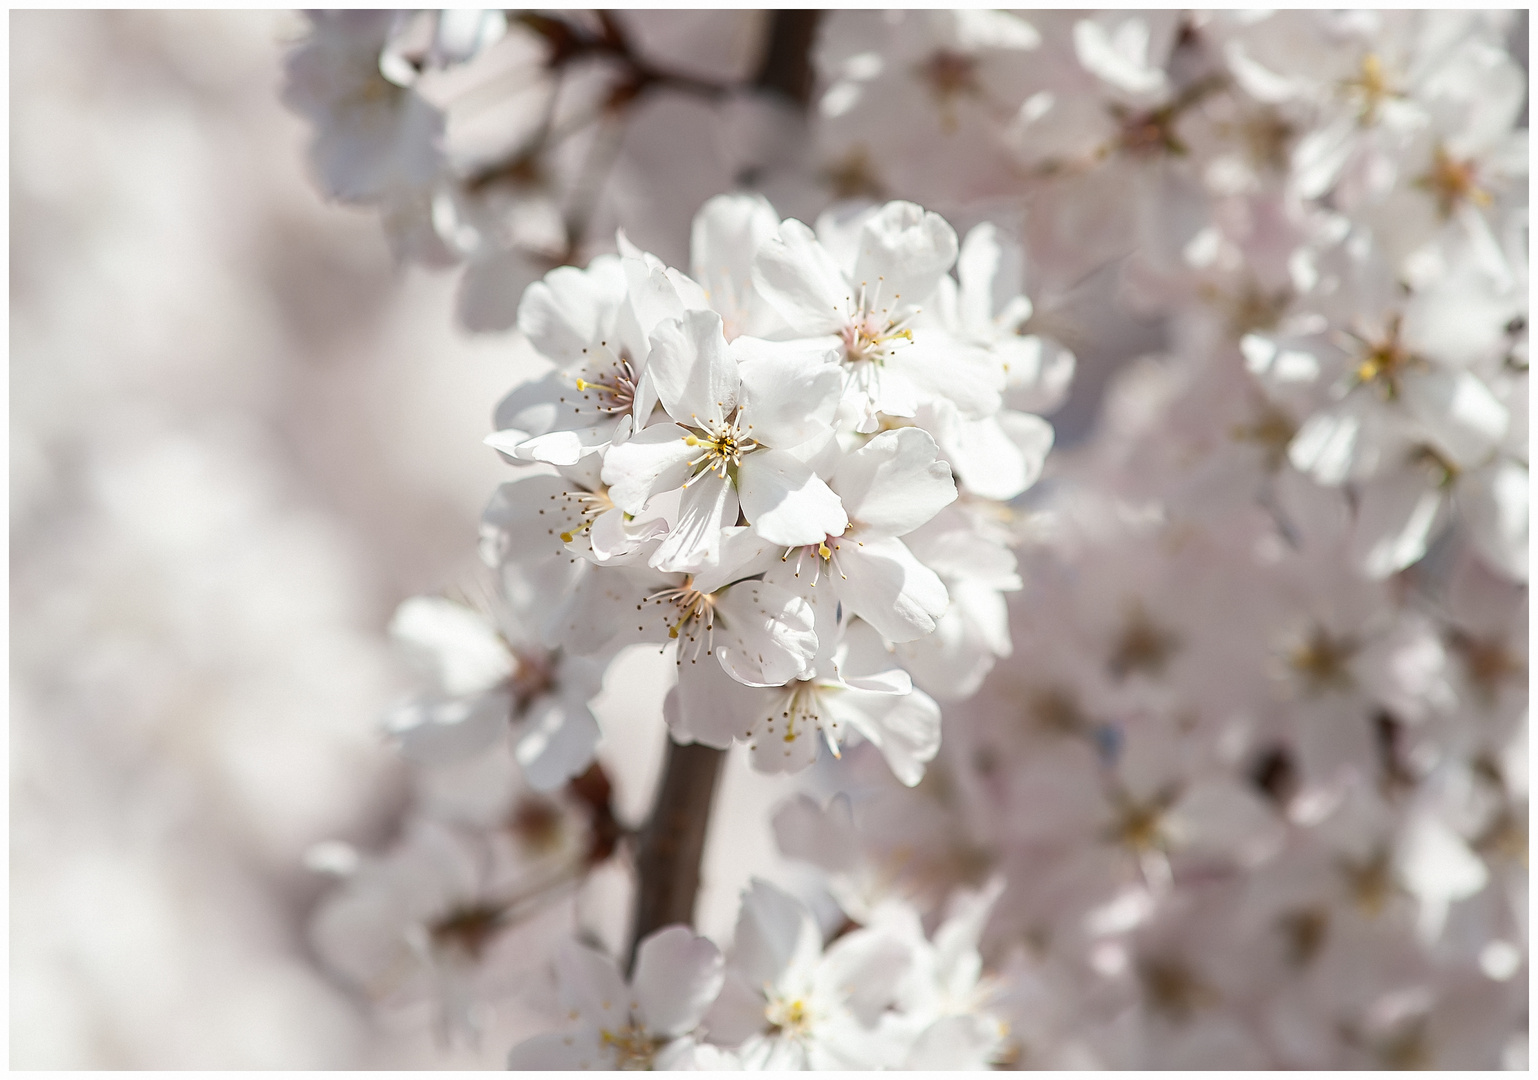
[
  {"x1": 852, "y1": 201, "x2": 958, "y2": 310},
  {"x1": 714, "y1": 579, "x2": 818, "y2": 687},
  {"x1": 517, "y1": 256, "x2": 627, "y2": 366},
  {"x1": 831, "y1": 534, "x2": 949, "y2": 643},
  {"x1": 1350, "y1": 461, "x2": 1448, "y2": 580},
  {"x1": 1401, "y1": 367, "x2": 1509, "y2": 471},
  {"x1": 753, "y1": 218, "x2": 851, "y2": 336},
  {"x1": 738, "y1": 448, "x2": 849, "y2": 548},
  {"x1": 734, "y1": 336, "x2": 842, "y2": 449},
  {"x1": 834, "y1": 427, "x2": 957, "y2": 536},
  {"x1": 729, "y1": 878, "x2": 821, "y2": 991},
  {"x1": 691, "y1": 192, "x2": 784, "y2": 339},
  {"x1": 507, "y1": 1030, "x2": 606, "y2": 1071},
  {"x1": 389, "y1": 596, "x2": 513, "y2": 695},
  {"x1": 633, "y1": 926, "x2": 726, "y2": 1038},
  {"x1": 602, "y1": 423, "x2": 698, "y2": 515},
  {"x1": 665, "y1": 650, "x2": 764, "y2": 749},
  {"x1": 514, "y1": 695, "x2": 601, "y2": 792},
  {"x1": 556, "y1": 938, "x2": 631, "y2": 1030},
  {"x1": 749, "y1": 683, "x2": 824, "y2": 777},
  {"x1": 385, "y1": 688, "x2": 510, "y2": 765},
  {"x1": 815, "y1": 922, "x2": 913, "y2": 1024},
  {"x1": 827, "y1": 685, "x2": 941, "y2": 786},
  {"x1": 956, "y1": 222, "x2": 1011, "y2": 337},
  {"x1": 648, "y1": 309, "x2": 739, "y2": 427},
  {"x1": 890, "y1": 331, "x2": 1003, "y2": 418},
  {"x1": 1459, "y1": 458, "x2": 1528, "y2": 582},
  {"x1": 651, "y1": 472, "x2": 739, "y2": 573}
]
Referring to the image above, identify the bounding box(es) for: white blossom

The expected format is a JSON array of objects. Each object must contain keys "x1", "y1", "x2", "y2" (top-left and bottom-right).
[{"x1": 507, "y1": 927, "x2": 725, "y2": 1070}]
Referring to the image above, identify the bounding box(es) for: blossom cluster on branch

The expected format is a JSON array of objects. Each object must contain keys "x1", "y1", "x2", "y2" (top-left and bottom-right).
[{"x1": 287, "y1": 9, "x2": 1527, "y2": 1070}]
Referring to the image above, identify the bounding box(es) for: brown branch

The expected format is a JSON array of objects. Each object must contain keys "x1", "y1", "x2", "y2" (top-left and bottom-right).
[
  {"x1": 626, "y1": 739, "x2": 726, "y2": 974},
  {"x1": 754, "y1": 10, "x2": 823, "y2": 106}
]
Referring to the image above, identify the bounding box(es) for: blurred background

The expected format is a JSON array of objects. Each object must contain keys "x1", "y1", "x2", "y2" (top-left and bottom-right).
[
  {"x1": 10, "y1": 12, "x2": 833, "y2": 1066},
  {"x1": 11, "y1": 10, "x2": 520, "y2": 1066}
]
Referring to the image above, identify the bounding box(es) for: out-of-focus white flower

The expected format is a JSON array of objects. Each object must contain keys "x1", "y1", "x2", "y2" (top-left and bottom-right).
[
  {"x1": 813, "y1": 10, "x2": 1041, "y2": 205},
  {"x1": 880, "y1": 877, "x2": 1010, "y2": 1069},
  {"x1": 384, "y1": 593, "x2": 602, "y2": 790},
  {"x1": 282, "y1": 12, "x2": 446, "y2": 204},
  {"x1": 309, "y1": 814, "x2": 585, "y2": 1041},
  {"x1": 507, "y1": 926, "x2": 725, "y2": 1070}
]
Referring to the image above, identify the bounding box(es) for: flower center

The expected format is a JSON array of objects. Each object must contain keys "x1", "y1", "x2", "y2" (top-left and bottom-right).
[
  {"x1": 1031, "y1": 687, "x2": 1090, "y2": 736},
  {"x1": 920, "y1": 49, "x2": 979, "y2": 101},
  {"x1": 1110, "y1": 801, "x2": 1168, "y2": 853},
  {"x1": 1448, "y1": 629, "x2": 1524, "y2": 703},
  {"x1": 558, "y1": 485, "x2": 616, "y2": 544},
  {"x1": 821, "y1": 145, "x2": 887, "y2": 201},
  {"x1": 1230, "y1": 401, "x2": 1297, "y2": 471},
  {"x1": 1289, "y1": 626, "x2": 1358, "y2": 693},
  {"x1": 918, "y1": 49, "x2": 978, "y2": 133},
  {"x1": 1474, "y1": 809, "x2": 1527, "y2": 867},
  {"x1": 1341, "y1": 848, "x2": 1395, "y2": 916},
  {"x1": 508, "y1": 646, "x2": 559, "y2": 709},
  {"x1": 840, "y1": 281, "x2": 915, "y2": 366},
  {"x1": 643, "y1": 577, "x2": 721, "y2": 661},
  {"x1": 683, "y1": 412, "x2": 757, "y2": 482},
  {"x1": 1138, "y1": 958, "x2": 1211, "y2": 1023},
  {"x1": 1108, "y1": 606, "x2": 1179, "y2": 680},
  {"x1": 781, "y1": 530, "x2": 854, "y2": 585},
  {"x1": 1341, "y1": 52, "x2": 1399, "y2": 125},
  {"x1": 574, "y1": 350, "x2": 639, "y2": 415},
  {"x1": 756, "y1": 680, "x2": 845, "y2": 761},
  {"x1": 1374, "y1": 1021, "x2": 1431, "y2": 1071},
  {"x1": 1108, "y1": 73, "x2": 1225, "y2": 159},
  {"x1": 600, "y1": 1022, "x2": 660, "y2": 1070},
  {"x1": 1116, "y1": 104, "x2": 1184, "y2": 157},
  {"x1": 765, "y1": 994, "x2": 814, "y2": 1038},
  {"x1": 1278, "y1": 908, "x2": 1329, "y2": 966},
  {"x1": 1350, "y1": 316, "x2": 1415, "y2": 398},
  {"x1": 1238, "y1": 108, "x2": 1295, "y2": 172},
  {"x1": 1220, "y1": 280, "x2": 1292, "y2": 338},
  {"x1": 1417, "y1": 144, "x2": 1491, "y2": 218}
]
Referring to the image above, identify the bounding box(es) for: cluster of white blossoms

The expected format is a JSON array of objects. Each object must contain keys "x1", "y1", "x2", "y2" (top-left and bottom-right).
[
  {"x1": 288, "y1": 9, "x2": 1526, "y2": 1071},
  {"x1": 507, "y1": 877, "x2": 1009, "y2": 1069},
  {"x1": 305, "y1": 190, "x2": 1059, "y2": 1059},
  {"x1": 477, "y1": 192, "x2": 1062, "y2": 784}
]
